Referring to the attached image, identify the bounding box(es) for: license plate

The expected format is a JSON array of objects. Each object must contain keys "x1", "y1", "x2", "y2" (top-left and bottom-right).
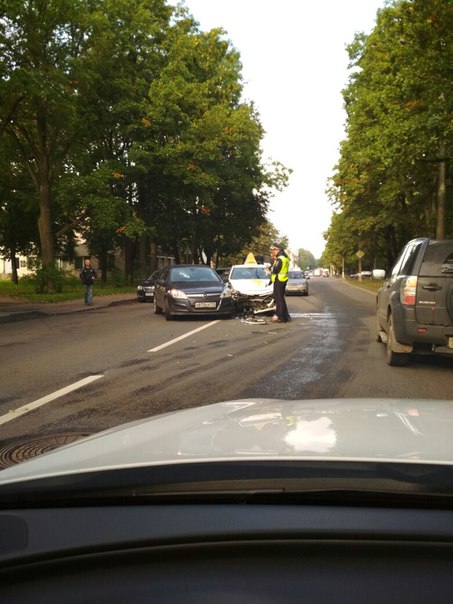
[
  {"x1": 145, "y1": 292, "x2": 153, "y2": 296},
  {"x1": 449, "y1": 337, "x2": 453, "y2": 349},
  {"x1": 194, "y1": 302, "x2": 216, "y2": 309}
]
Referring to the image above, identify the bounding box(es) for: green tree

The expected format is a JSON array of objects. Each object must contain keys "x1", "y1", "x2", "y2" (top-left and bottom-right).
[
  {"x1": 0, "y1": 0, "x2": 99, "y2": 287},
  {"x1": 327, "y1": 0, "x2": 452, "y2": 267},
  {"x1": 297, "y1": 248, "x2": 316, "y2": 271},
  {"x1": 71, "y1": 0, "x2": 172, "y2": 281},
  {"x1": 0, "y1": 0, "x2": 172, "y2": 287},
  {"x1": 133, "y1": 16, "x2": 290, "y2": 268},
  {"x1": 0, "y1": 0, "x2": 288, "y2": 285},
  {"x1": 0, "y1": 140, "x2": 38, "y2": 283}
]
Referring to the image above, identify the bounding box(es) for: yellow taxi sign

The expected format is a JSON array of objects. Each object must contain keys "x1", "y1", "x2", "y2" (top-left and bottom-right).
[{"x1": 244, "y1": 252, "x2": 258, "y2": 265}]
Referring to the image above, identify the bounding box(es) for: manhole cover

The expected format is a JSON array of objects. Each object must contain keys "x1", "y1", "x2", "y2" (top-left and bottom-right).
[{"x1": 0, "y1": 433, "x2": 92, "y2": 469}]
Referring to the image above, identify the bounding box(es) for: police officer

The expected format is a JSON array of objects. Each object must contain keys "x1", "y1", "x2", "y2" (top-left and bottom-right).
[{"x1": 269, "y1": 242, "x2": 291, "y2": 323}]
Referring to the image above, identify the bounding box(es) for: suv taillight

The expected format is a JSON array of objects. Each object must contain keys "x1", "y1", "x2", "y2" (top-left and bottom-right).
[{"x1": 401, "y1": 276, "x2": 417, "y2": 305}]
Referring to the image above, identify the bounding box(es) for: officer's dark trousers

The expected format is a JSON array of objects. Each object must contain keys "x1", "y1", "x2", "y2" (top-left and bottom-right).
[{"x1": 273, "y1": 280, "x2": 290, "y2": 321}]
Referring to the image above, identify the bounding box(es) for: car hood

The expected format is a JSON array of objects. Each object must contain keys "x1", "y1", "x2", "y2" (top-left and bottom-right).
[
  {"x1": 229, "y1": 279, "x2": 273, "y2": 295},
  {"x1": 1, "y1": 398, "x2": 453, "y2": 485},
  {"x1": 171, "y1": 282, "x2": 224, "y2": 293}
]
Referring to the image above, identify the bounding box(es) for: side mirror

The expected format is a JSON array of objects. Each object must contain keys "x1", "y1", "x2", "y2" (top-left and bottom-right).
[{"x1": 372, "y1": 269, "x2": 386, "y2": 280}]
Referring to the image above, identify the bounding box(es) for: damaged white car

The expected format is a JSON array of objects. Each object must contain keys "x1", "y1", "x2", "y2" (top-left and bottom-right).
[{"x1": 226, "y1": 263, "x2": 276, "y2": 317}]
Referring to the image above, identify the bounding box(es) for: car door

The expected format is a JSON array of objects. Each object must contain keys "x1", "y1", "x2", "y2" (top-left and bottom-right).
[{"x1": 377, "y1": 241, "x2": 422, "y2": 327}]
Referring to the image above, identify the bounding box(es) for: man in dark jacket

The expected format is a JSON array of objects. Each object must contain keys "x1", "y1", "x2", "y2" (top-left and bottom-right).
[
  {"x1": 79, "y1": 259, "x2": 97, "y2": 305},
  {"x1": 269, "y1": 242, "x2": 291, "y2": 323}
]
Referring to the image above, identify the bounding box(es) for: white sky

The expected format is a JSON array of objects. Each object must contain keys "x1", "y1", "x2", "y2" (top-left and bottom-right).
[{"x1": 179, "y1": 0, "x2": 386, "y2": 258}]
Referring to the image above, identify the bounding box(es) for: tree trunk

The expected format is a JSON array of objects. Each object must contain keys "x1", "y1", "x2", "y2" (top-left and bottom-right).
[
  {"x1": 150, "y1": 240, "x2": 158, "y2": 271},
  {"x1": 436, "y1": 144, "x2": 446, "y2": 240},
  {"x1": 139, "y1": 233, "x2": 148, "y2": 277},
  {"x1": 37, "y1": 109, "x2": 55, "y2": 290},
  {"x1": 10, "y1": 246, "x2": 19, "y2": 285},
  {"x1": 37, "y1": 180, "x2": 54, "y2": 268},
  {"x1": 99, "y1": 248, "x2": 108, "y2": 283}
]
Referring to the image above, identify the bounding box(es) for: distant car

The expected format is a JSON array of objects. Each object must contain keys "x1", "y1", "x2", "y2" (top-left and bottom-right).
[
  {"x1": 153, "y1": 264, "x2": 234, "y2": 320},
  {"x1": 286, "y1": 270, "x2": 309, "y2": 296},
  {"x1": 351, "y1": 271, "x2": 373, "y2": 279},
  {"x1": 227, "y1": 263, "x2": 275, "y2": 316},
  {"x1": 136, "y1": 271, "x2": 158, "y2": 302},
  {"x1": 375, "y1": 237, "x2": 453, "y2": 366}
]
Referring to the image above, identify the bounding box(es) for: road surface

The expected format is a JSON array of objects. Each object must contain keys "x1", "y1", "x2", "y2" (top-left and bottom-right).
[{"x1": 1, "y1": 278, "x2": 452, "y2": 465}]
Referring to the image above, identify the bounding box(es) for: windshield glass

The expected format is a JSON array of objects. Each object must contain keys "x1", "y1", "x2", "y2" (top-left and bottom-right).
[
  {"x1": 1, "y1": 0, "x2": 452, "y2": 502},
  {"x1": 231, "y1": 267, "x2": 268, "y2": 279},
  {"x1": 169, "y1": 267, "x2": 219, "y2": 282},
  {"x1": 420, "y1": 245, "x2": 453, "y2": 277}
]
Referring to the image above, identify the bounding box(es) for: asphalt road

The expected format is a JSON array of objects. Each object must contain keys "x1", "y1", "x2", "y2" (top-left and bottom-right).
[{"x1": 1, "y1": 277, "x2": 452, "y2": 465}]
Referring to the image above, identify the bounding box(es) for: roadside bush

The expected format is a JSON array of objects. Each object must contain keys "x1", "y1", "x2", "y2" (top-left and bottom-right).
[
  {"x1": 110, "y1": 267, "x2": 128, "y2": 287},
  {"x1": 22, "y1": 262, "x2": 73, "y2": 294}
]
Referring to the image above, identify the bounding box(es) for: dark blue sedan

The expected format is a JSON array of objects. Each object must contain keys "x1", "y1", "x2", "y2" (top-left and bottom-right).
[{"x1": 153, "y1": 265, "x2": 234, "y2": 320}]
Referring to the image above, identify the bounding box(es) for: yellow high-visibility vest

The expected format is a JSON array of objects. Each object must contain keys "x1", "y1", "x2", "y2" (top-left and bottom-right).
[{"x1": 271, "y1": 254, "x2": 289, "y2": 283}]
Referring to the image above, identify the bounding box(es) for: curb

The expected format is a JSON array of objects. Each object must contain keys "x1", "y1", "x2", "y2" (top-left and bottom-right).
[
  {"x1": 0, "y1": 297, "x2": 136, "y2": 324},
  {"x1": 0, "y1": 311, "x2": 47, "y2": 324}
]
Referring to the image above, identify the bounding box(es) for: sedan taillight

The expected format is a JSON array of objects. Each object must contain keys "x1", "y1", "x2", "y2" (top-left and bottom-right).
[{"x1": 401, "y1": 276, "x2": 417, "y2": 305}]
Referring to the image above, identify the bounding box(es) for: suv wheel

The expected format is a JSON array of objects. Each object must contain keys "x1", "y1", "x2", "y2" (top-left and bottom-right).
[
  {"x1": 375, "y1": 311, "x2": 382, "y2": 343},
  {"x1": 386, "y1": 315, "x2": 409, "y2": 366}
]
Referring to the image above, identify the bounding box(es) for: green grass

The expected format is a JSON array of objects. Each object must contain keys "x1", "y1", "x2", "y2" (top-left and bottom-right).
[
  {"x1": 0, "y1": 279, "x2": 136, "y2": 303},
  {"x1": 343, "y1": 277, "x2": 383, "y2": 293}
]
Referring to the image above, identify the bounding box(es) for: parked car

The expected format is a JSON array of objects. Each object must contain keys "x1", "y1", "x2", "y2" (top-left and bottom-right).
[
  {"x1": 350, "y1": 271, "x2": 373, "y2": 279},
  {"x1": 375, "y1": 237, "x2": 453, "y2": 366},
  {"x1": 226, "y1": 263, "x2": 275, "y2": 316},
  {"x1": 286, "y1": 270, "x2": 309, "y2": 296},
  {"x1": 136, "y1": 271, "x2": 158, "y2": 302},
  {"x1": 153, "y1": 264, "x2": 234, "y2": 320}
]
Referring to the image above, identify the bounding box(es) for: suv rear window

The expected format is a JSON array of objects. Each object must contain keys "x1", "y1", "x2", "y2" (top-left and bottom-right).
[{"x1": 420, "y1": 244, "x2": 453, "y2": 277}]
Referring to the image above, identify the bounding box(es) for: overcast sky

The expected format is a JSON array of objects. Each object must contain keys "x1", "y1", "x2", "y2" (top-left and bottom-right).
[{"x1": 177, "y1": 0, "x2": 386, "y2": 258}]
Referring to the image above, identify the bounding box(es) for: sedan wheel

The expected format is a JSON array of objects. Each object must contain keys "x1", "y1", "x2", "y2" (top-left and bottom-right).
[
  {"x1": 165, "y1": 299, "x2": 174, "y2": 321},
  {"x1": 153, "y1": 297, "x2": 162, "y2": 315},
  {"x1": 386, "y1": 315, "x2": 409, "y2": 366}
]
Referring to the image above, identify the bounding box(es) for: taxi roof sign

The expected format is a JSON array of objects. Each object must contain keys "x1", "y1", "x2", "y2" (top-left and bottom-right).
[{"x1": 244, "y1": 252, "x2": 258, "y2": 265}]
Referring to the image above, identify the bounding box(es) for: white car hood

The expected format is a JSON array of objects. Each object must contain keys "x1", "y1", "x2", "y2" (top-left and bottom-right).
[
  {"x1": 1, "y1": 398, "x2": 453, "y2": 485},
  {"x1": 230, "y1": 279, "x2": 273, "y2": 295}
]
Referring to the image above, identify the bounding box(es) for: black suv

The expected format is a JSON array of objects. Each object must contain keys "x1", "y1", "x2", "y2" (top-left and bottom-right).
[{"x1": 375, "y1": 238, "x2": 453, "y2": 366}]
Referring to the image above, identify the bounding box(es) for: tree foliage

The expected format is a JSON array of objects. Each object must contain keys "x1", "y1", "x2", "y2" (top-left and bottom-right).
[
  {"x1": 325, "y1": 0, "x2": 452, "y2": 273},
  {"x1": 0, "y1": 0, "x2": 289, "y2": 287},
  {"x1": 297, "y1": 248, "x2": 316, "y2": 270}
]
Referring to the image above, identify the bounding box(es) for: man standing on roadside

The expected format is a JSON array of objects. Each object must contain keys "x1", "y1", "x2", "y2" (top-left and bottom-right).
[
  {"x1": 269, "y1": 242, "x2": 290, "y2": 323},
  {"x1": 80, "y1": 259, "x2": 97, "y2": 306}
]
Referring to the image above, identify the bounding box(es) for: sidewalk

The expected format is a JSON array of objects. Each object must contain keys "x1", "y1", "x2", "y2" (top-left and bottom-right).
[{"x1": 0, "y1": 293, "x2": 137, "y2": 324}]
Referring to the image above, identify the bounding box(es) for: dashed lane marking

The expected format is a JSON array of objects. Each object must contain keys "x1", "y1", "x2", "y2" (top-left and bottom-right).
[
  {"x1": 0, "y1": 375, "x2": 104, "y2": 427},
  {"x1": 148, "y1": 321, "x2": 220, "y2": 352}
]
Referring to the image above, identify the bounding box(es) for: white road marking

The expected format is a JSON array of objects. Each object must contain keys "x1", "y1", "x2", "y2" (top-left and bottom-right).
[
  {"x1": 0, "y1": 375, "x2": 104, "y2": 427},
  {"x1": 148, "y1": 321, "x2": 220, "y2": 352}
]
